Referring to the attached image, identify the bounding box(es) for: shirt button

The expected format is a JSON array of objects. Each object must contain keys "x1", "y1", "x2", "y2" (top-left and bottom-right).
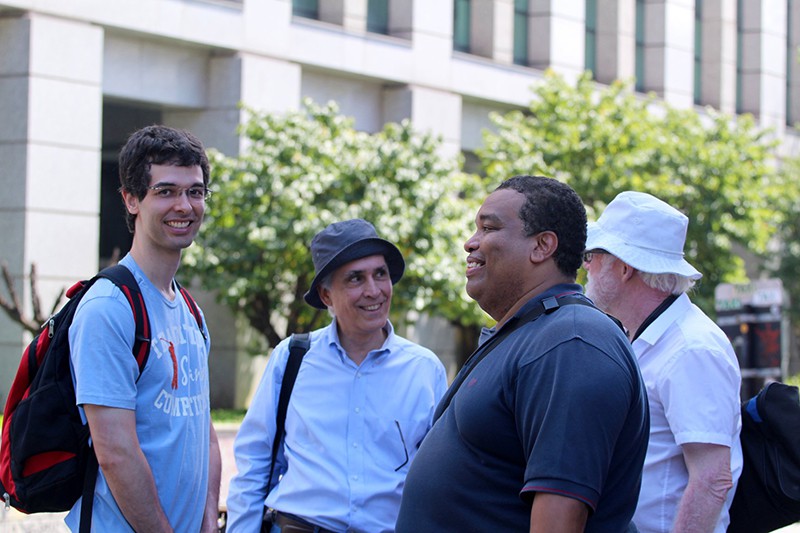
[
  {"x1": 352, "y1": 442, "x2": 358, "y2": 448},
  {"x1": 354, "y1": 407, "x2": 361, "y2": 413},
  {"x1": 352, "y1": 475, "x2": 358, "y2": 481}
]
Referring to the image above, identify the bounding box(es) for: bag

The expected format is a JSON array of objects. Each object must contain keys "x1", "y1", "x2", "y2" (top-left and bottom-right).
[
  {"x1": 0, "y1": 265, "x2": 204, "y2": 527},
  {"x1": 727, "y1": 381, "x2": 800, "y2": 533},
  {"x1": 258, "y1": 333, "x2": 311, "y2": 533}
]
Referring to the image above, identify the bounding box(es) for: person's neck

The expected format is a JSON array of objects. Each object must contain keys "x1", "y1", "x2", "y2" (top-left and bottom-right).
[
  {"x1": 337, "y1": 323, "x2": 388, "y2": 366},
  {"x1": 129, "y1": 245, "x2": 182, "y2": 299},
  {"x1": 494, "y1": 274, "x2": 574, "y2": 329},
  {"x1": 614, "y1": 287, "x2": 673, "y2": 341}
]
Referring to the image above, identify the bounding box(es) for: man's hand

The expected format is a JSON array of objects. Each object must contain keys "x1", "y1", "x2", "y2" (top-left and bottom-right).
[{"x1": 84, "y1": 404, "x2": 173, "y2": 533}]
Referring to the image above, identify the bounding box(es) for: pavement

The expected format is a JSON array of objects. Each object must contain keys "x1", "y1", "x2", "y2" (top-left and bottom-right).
[
  {"x1": 0, "y1": 423, "x2": 239, "y2": 532},
  {"x1": 2, "y1": 421, "x2": 800, "y2": 531}
]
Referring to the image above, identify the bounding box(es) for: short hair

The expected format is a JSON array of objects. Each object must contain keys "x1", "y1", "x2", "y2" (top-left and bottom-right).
[
  {"x1": 637, "y1": 271, "x2": 696, "y2": 295},
  {"x1": 118, "y1": 125, "x2": 210, "y2": 233},
  {"x1": 496, "y1": 175, "x2": 586, "y2": 279}
]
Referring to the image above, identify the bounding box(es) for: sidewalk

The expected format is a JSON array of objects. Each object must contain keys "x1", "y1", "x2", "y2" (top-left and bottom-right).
[
  {"x1": 0, "y1": 423, "x2": 239, "y2": 532},
  {"x1": 3, "y1": 421, "x2": 800, "y2": 532}
]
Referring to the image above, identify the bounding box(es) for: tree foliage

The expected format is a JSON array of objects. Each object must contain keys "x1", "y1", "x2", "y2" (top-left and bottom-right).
[
  {"x1": 478, "y1": 70, "x2": 793, "y2": 313},
  {"x1": 183, "y1": 99, "x2": 487, "y2": 350}
]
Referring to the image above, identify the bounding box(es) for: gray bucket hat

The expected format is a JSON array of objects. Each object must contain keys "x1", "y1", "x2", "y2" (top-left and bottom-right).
[{"x1": 304, "y1": 219, "x2": 405, "y2": 309}]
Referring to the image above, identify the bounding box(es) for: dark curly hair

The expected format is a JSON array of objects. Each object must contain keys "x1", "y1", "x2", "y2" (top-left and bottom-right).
[
  {"x1": 496, "y1": 175, "x2": 586, "y2": 279},
  {"x1": 118, "y1": 125, "x2": 210, "y2": 233}
]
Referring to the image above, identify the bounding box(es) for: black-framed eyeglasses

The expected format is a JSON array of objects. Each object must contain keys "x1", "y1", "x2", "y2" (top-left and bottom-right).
[
  {"x1": 147, "y1": 184, "x2": 211, "y2": 202},
  {"x1": 582, "y1": 249, "x2": 609, "y2": 264},
  {"x1": 394, "y1": 420, "x2": 409, "y2": 472}
]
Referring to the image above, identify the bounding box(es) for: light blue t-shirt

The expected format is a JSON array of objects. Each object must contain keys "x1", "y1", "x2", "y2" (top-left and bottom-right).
[{"x1": 66, "y1": 254, "x2": 211, "y2": 532}]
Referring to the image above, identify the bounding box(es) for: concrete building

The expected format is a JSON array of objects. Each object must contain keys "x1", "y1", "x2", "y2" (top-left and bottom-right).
[{"x1": 1, "y1": 0, "x2": 798, "y2": 408}]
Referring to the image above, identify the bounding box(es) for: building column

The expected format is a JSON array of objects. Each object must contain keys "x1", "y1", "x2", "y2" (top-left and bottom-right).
[
  {"x1": 700, "y1": 0, "x2": 737, "y2": 113},
  {"x1": 595, "y1": 0, "x2": 636, "y2": 84},
  {"x1": 382, "y1": 85, "x2": 463, "y2": 157},
  {"x1": 166, "y1": 53, "x2": 302, "y2": 156},
  {"x1": 529, "y1": 0, "x2": 587, "y2": 80},
  {"x1": 641, "y1": 0, "x2": 695, "y2": 108},
  {"x1": 739, "y1": 0, "x2": 789, "y2": 129},
  {"x1": 0, "y1": 13, "x2": 103, "y2": 402},
  {"x1": 789, "y1": 0, "x2": 800, "y2": 126},
  {"x1": 319, "y1": 0, "x2": 368, "y2": 32},
  {"x1": 471, "y1": 0, "x2": 514, "y2": 63}
]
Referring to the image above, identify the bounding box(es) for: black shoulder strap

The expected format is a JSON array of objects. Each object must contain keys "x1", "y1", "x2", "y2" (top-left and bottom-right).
[
  {"x1": 97, "y1": 265, "x2": 151, "y2": 373},
  {"x1": 266, "y1": 333, "x2": 311, "y2": 492},
  {"x1": 433, "y1": 295, "x2": 600, "y2": 421},
  {"x1": 80, "y1": 264, "x2": 150, "y2": 533}
]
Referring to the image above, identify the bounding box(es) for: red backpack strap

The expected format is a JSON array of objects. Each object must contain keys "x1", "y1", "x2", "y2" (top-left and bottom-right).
[
  {"x1": 176, "y1": 282, "x2": 206, "y2": 340},
  {"x1": 97, "y1": 265, "x2": 151, "y2": 374}
]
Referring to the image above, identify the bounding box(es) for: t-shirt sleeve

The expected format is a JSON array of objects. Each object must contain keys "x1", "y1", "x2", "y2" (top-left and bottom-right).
[
  {"x1": 658, "y1": 346, "x2": 740, "y2": 447},
  {"x1": 517, "y1": 339, "x2": 635, "y2": 510},
  {"x1": 69, "y1": 282, "x2": 140, "y2": 410}
]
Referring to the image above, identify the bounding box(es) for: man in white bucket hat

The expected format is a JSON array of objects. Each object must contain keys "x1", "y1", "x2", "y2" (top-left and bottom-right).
[{"x1": 584, "y1": 191, "x2": 742, "y2": 533}]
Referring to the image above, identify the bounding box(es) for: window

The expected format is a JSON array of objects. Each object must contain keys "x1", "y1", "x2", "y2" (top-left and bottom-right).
[
  {"x1": 736, "y1": 0, "x2": 744, "y2": 112},
  {"x1": 635, "y1": 0, "x2": 645, "y2": 91},
  {"x1": 694, "y1": 0, "x2": 703, "y2": 104},
  {"x1": 293, "y1": 0, "x2": 318, "y2": 19},
  {"x1": 514, "y1": 0, "x2": 529, "y2": 65},
  {"x1": 585, "y1": 0, "x2": 597, "y2": 75},
  {"x1": 367, "y1": 0, "x2": 389, "y2": 34},
  {"x1": 454, "y1": 0, "x2": 471, "y2": 53}
]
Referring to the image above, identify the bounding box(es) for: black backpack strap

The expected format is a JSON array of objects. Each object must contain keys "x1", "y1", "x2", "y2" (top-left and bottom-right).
[
  {"x1": 434, "y1": 294, "x2": 606, "y2": 421},
  {"x1": 176, "y1": 282, "x2": 206, "y2": 341},
  {"x1": 78, "y1": 265, "x2": 149, "y2": 533},
  {"x1": 266, "y1": 333, "x2": 311, "y2": 492},
  {"x1": 97, "y1": 265, "x2": 151, "y2": 373}
]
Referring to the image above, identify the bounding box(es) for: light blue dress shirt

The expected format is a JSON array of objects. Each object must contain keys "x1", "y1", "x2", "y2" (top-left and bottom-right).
[{"x1": 226, "y1": 320, "x2": 447, "y2": 533}]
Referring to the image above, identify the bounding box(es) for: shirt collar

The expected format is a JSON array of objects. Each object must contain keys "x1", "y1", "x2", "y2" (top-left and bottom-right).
[
  {"x1": 634, "y1": 292, "x2": 691, "y2": 347},
  {"x1": 325, "y1": 319, "x2": 395, "y2": 363}
]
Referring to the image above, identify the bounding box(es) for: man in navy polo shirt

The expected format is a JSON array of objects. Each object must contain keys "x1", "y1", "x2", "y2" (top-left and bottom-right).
[{"x1": 397, "y1": 175, "x2": 649, "y2": 533}]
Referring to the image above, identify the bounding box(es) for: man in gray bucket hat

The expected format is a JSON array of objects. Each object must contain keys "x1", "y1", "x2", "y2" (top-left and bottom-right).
[
  {"x1": 227, "y1": 218, "x2": 447, "y2": 533},
  {"x1": 583, "y1": 191, "x2": 742, "y2": 533}
]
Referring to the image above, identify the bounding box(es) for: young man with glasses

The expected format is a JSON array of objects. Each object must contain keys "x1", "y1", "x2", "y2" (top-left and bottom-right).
[
  {"x1": 67, "y1": 125, "x2": 221, "y2": 532},
  {"x1": 227, "y1": 218, "x2": 447, "y2": 533},
  {"x1": 584, "y1": 191, "x2": 742, "y2": 533}
]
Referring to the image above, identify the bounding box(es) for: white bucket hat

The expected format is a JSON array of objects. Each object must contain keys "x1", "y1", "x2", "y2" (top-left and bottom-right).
[{"x1": 585, "y1": 191, "x2": 702, "y2": 280}]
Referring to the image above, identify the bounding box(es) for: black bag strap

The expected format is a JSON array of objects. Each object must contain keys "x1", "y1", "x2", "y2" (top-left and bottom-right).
[
  {"x1": 266, "y1": 333, "x2": 311, "y2": 492},
  {"x1": 97, "y1": 265, "x2": 151, "y2": 373},
  {"x1": 434, "y1": 294, "x2": 600, "y2": 421},
  {"x1": 80, "y1": 264, "x2": 150, "y2": 533}
]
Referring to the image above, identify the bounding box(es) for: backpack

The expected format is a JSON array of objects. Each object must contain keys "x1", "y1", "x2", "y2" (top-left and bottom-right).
[
  {"x1": 0, "y1": 264, "x2": 204, "y2": 529},
  {"x1": 727, "y1": 381, "x2": 800, "y2": 533}
]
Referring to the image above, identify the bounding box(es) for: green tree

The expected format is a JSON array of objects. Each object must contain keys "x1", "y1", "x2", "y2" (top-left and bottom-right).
[
  {"x1": 184, "y1": 99, "x2": 487, "y2": 350},
  {"x1": 478, "y1": 70, "x2": 792, "y2": 313}
]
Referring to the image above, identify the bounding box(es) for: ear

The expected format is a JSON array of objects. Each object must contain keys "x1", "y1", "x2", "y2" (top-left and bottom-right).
[
  {"x1": 318, "y1": 285, "x2": 333, "y2": 309},
  {"x1": 619, "y1": 261, "x2": 637, "y2": 282},
  {"x1": 122, "y1": 190, "x2": 140, "y2": 215},
  {"x1": 530, "y1": 231, "x2": 559, "y2": 264}
]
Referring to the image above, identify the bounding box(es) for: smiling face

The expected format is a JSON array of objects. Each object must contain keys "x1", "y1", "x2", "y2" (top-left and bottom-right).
[
  {"x1": 123, "y1": 163, "x2": 205, "y2": 258},
  {"x1": 319, "y1": 254, "x2": 393, "y2": 343},
  {"x1": 463, "y1": 189, "x2": 536, "y2": 321}
]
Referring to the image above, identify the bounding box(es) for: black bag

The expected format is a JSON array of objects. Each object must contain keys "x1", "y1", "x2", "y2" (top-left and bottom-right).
[
  {"x1": 259, "y1": 333, "x2": 311, "y2": 533},
  {"x1": 727, "y1": 381, "x2": 800, "y2": 533}
]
